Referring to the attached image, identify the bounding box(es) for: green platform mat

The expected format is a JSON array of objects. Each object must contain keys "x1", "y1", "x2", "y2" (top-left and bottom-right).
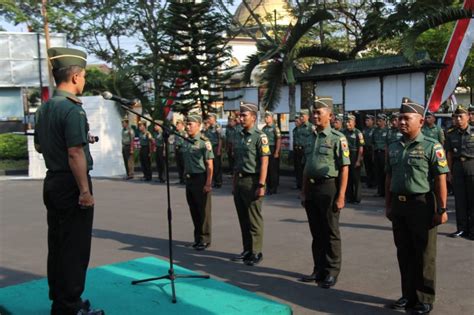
[{"x1": 0, "y1": 256, "x2": 292, "y2": 315}]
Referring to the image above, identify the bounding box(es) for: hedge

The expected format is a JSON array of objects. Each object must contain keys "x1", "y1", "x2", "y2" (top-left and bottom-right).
[{"x1": 0, "y1": 134, "x2": 28, "y2": 160}]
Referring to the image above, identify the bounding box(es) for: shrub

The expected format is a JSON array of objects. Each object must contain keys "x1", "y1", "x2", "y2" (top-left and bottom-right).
[{"x1": 0, "y1": 134, "x2": 28, "y2": 160}]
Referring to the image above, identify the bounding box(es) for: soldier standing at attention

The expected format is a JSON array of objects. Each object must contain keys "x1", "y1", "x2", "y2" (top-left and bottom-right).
[
  {"x1": 225, "y1": 114, "x2": 237, "y2": 174},
  {"x1": 262, "y1": 111, "x2": 282, "y2": 195},
  {"x1": 468, "y1": 105, "x2": 474, "y2": 126},
  {"x1": 121, "y1": 118, "x2": 135, "y2": 180},
  {"x1": 332, "y1": 114, "x2": 344, "y2": 131},
  {"x1": 294, "y1": 109, "x2": 313, "y2": 189},
  {"x1": 138, "y1": 121, "x2": 153, "y2": 181},
  {"x1": 343, "y1": 114, "x2": 364, "y2": 204},
  {"x1": 386, "y1": 113, "x2": 403, "y2": 144},
  {"x1": 372, "y1": 113, "x2": 388, "y2": 197},
  {"x1": 292, "y1": 113, "x2": 303, "y2": 189},
  {"x1": 174, "y1": 119, "x2": 186, "y2": 184},
  {"x1": 182, "y1": 114, "x2": 214, "y2": 250},
  {"x1": 299, "y1": 98, "x2": 350, "y2": 289},
  {"x1": 205, "y1": 113, "x2": 223, "y2": 188},
  {"x1": 34, "y1": 47, "x2": 104, "y2": 315},
  {"x1": 153, "y1": 123, "x2": 166, "y2": 183},
  {"x1": 422, "y1": 112, "x2": 445, "y2": 144},
  {"x1": 385, "y1": 97, "x2": 448, "y2": 314},
  {"x1": 231, "y1": 102, "x2": 270, "y2": 266},
  {"x1": 363, "y1": 114, "x2": 376, "y2": 188},
  {"x1": 446, "y1": 105, "x2": 474, "y2": 239}
]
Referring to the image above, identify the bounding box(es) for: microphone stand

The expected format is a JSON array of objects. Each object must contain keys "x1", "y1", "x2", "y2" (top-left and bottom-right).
[{"x1": 117, "y1": 103, "x2": 210, "y2": 303}]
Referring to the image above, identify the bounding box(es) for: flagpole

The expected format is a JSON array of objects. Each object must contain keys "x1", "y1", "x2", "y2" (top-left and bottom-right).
[{"x1": 42, "y1": 0, "x2": 54, "y2": 98}]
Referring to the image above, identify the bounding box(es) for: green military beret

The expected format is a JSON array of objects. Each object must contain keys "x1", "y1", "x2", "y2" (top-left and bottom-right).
[
  {"x1": 454, "y1": 104, "x2": 469, "y2": 114},
  {"x1": 294, "y1": 113, "x2": 300, "y2": 118},
  {"x1": 48, "y1": 47, "x2": 87, "y2": 70},
  {"x1": 400, "y1": 97, "x2": 424, "y2": 115},
  {"x1": 313, "y1": 97, "x2": 332, "y2": 110},
  {"x1": 365, "y1": 114, "x2": 375, "y2": 120},
  {"x1": 299, "y1": 109, "x2": 310, "y2": 116},
  {"x1": 264, "y1": 111, "x2": 273, "y2": 117},
  {"x1": 240, "y1": 102, "x2": 258, "y2": 113},
  {"x1": 334, "y1": 114, "x2": 344, "y2": 121},
  {"x1": 469, "y1": 105, "x2": 474, "y2": 113},
  {"x1": 390, "y1": 112, "x2": 399, "y2": 120},
  {"x1": 187, "y1": 114, "x2": 202, "y2": 123},
  {"x1": 345, "y1": 113, "x2": 356, "y2": 121},
  {"x1": 377, "y1": 113, "x2": 387, "y2": 120}
]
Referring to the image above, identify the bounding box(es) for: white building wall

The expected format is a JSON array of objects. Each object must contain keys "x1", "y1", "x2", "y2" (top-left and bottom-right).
[{"x1": 29, "y1": 96, "x2": 124, "y2": 178}]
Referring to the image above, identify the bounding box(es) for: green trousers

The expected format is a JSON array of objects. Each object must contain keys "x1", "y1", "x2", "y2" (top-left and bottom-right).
[
  {"x1": 185, "y1": 173, "x2": 211, "y2": 244},
  {"x1": 233, "y1": 175, "x2": 264, "y2": 254}
]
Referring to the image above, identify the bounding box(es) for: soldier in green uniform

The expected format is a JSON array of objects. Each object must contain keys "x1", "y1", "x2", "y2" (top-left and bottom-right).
[
  {"x1": 34, "y1": 47, "x2": 104, "y2": 315},
  {"x1": 204, "y1": 113, "x2": 223, "y2": 188},
  {"x1": 121, "y1": 118, "x2": 135, "y2": 180},
  {"x1": 385, "y1": 97, "x2": 448, "y2": 314},
  {"x1": 174, "y1": 119, "x2": 186, "y2": 184},
  {"x1": 153, "y1": 123, "x2": 166, "y2": 183},
  {"x1": 469, "y1": 105, "x2": 474, "y2": 126},
  {"x1": 386, "y1": 112, "x2": 403, "y2": 144},
  {"x1": 331, "y1": 114, "x2": 344, "y2": 131},
  {"x1": 298, "y1": 98, "x2": 350, "y2": 289},
  {"x1": 262, "y1": 111, "x2": 282, "y2": 194},
  {"x1": 183, "y1": 114, "x2": 214, "y2": 250},
  {"x1": 292, "y1": 113, "x2": 303, "y2": 189},
  {"x1": 445, "y1": 105, "x2": 474, "y2": 239},
  {"x1": 138, "y1": 121, "x2": 153, "y2": 181},
  {"x1": 372, "y1": 113, "x2": 388, "y2": 197},
  {"x1": 363, "y1": 114, "x2": 376, "y2": 188},
  {"x1": 231, "y1": 102, "x2": 270, "y2": 266},
  {"x1": 343, "y1": 114, "x2": 365, "y2": 203},
  {"x1": 294, "y1": 109, "x2": 313, "y2": 189},
  {"x1": 225, "y1": 114, "x2": 237, "y2": 174},
  {"x1": 422, "y1": 112, "x2": 445, "y2": 144}
]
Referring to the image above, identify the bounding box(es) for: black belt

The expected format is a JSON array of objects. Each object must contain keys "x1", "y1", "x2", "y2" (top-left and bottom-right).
[
  {"x1": 185, "y1": 172, "x2": 205, "y2": 179},
  {"x1": 47, "y1": 170, "x2": 73, "y2": 174},
  {"x1": 394, "y1": 193, "x2": 426, "y2": 202},
  {"x1": 237, "y1": 172, "x2": 258, "y2": 178},
  {"x1": 374, "y1": 149, "x2": 385, "y2": 153},
  {"x1": 307, "y1": 177, "x2": 336, "y2": 185},
  {"x1": 294, "y1": 146, "x2": 304, "y2": 150}
]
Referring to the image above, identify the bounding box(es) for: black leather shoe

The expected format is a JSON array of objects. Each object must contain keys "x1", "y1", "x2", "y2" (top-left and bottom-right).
[
  {"x1": 388, "y1": 297, "x2": 409, "y2": 310},
  {"x1": 244, "y1": 253, "x2": 263, "y2": 266},
  {"x1": 410, "y1": 302, "x2": 432, "y2": 314},
  {"x1": 319, "y1": 275, "x2": 337, "y2": 289},
  {"x1": 77, "y1": 309, "x2": 105, "y2": 315},
  {"x1": 448, "y1": 230, "x2": 467, "y2": 238},
  {"x1": 231, "y1": 251, "x2": 251, "y2": 261},
  {"x1": 81, "y1": 300, "x2": 91, "y2": 311},
  {"x1": 194, "y1": 243, "x2": 210, "y2": 251},
  {"x1": 298, "y1": 272, "x2": 325, "y2": 283}
]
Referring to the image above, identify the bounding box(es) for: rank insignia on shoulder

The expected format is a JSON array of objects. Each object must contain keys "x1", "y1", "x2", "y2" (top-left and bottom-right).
[
  {"x1": 262, "y1": 145, "x2": 270, "y2": 154},
  {"x1": 261, "y1": 136, "x2": 269, "y2": 145},
  {"x1": 205, "y1": 141, "x2": 212, "y2": 151}
]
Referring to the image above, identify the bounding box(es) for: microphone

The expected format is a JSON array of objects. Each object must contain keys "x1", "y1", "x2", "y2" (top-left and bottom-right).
[{"x1": 102, "y1": 91, "x2": 137, "y2": 106}]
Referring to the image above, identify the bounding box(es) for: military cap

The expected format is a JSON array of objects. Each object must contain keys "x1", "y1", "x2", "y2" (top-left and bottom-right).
[
  {"x1": 334, "y1": 114, "x2": 344, "y2": 121},
  {"x1": 206, "y1": 113, "x2": 217, "y2": 119},
  {"x1": 299, "y1": 109, "x2": 310, "y2": 116},
  {"x1": 469, "y1": 105, "x2": 474, "y2": 113},
  {"x1": 400, "y1": 97, "x2": 424, "y2": 115},
  {"x1": 294, "y1": 112, "x2": 301, "y2": 118},
  {"x1": 264, "y1": 111, "x2": 273, "y2": 117},
  {"x1": 121, "y1": 117, "x2": 129, "y2": 122},
  {"x1": 390, "y1": 112, "x2": 399, "y2": 120},
  {"x1": 138, "y1": 121, "x2": 147, "y2": 127},
  {"x1": 240, "y1": 102, "x2": 258, "y2": 113},
  {"x1": 454, "y1": 104, "x2": 469, "y2": 114},
  {"x1": 425, "y1": 111, "x2": 434, "y2": 117},
  {"x1": 176, "y1": 119, "x2": 184, "y2": 124},
  {"x1": 48, "y1": 47, "x2": 87, "y2": 70},
  {"x1": 376, "y1": 113, "x2": 387, "y2": 120},
  {"x1": 186, "y1": 114, "x2": 202, "y2": 123},
  {"x1": 365, "y1": 114, "x2": 375, "y2": 120},
  {"x1": 346, "y1": 113, "x2": 356, "y2": 121},
  {"x1": 313, "y1": 97, "x2": 332, "y2": 109}
]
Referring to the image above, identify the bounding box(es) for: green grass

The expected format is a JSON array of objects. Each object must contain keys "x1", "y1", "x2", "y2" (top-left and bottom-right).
[{"x1": 0, "y1": 159, "x2": 29, "y2": 171}]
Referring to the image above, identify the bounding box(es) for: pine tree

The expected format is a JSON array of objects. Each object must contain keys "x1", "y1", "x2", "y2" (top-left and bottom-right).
[{"x1": 162, "y1": 0, "x2": 233, "y2": 116}]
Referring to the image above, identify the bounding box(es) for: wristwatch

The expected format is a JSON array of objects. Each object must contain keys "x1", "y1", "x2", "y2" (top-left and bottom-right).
[
  {"x1": 257, "y1": 183, "x2": 266, "y2": 188},
  {"x1": 437, "y1": 207, "x2": 447, "y2": 215}
]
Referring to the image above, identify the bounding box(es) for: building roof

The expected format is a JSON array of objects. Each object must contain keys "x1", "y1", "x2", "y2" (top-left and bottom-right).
[{"x1": 295, "y1": 52, "x2": 445, "y2": 82}]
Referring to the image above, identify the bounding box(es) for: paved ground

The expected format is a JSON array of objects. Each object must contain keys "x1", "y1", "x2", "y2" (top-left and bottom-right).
[{"x1": 1, "y1": 174, "x2": 473, "y2": 314}]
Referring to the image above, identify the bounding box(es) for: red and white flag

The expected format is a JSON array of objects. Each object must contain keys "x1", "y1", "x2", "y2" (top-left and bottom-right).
[
  {"x1": 427, "y1": 0, "x2": 474, "y2": 112},
  {"x1": 163, "y1": 69, "x2": 190, "y2": 120}
]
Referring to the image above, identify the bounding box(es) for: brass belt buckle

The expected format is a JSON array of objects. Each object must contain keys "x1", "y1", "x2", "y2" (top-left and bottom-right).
[
  {"x1": 186, "y1": 174, "x2": 191, "y2": 179},
  {"x1": 309, "y1": 178, "x2": 315, "y2": 184},
  {"x1": 398, "y1": 195, "x2": 407, "y2": 202}
]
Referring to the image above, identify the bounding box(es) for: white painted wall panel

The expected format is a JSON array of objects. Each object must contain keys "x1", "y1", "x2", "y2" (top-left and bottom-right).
[
  {"x1": 383, "y1": 73, "x2": 425, "y2": 109},
  {"x1": 346, "y1": 77, "x2": 381, "y2": 110},
  {"x1": 315, "y1": 81, "x2": 343, "y2": 104}
]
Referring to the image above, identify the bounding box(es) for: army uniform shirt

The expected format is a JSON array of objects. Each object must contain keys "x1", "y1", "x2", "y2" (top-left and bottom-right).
[
  {"x1": 175, "y1": 130, "x2": 187, "y2": 150},
  {"x1": 422, "y1": 124, "x2": 445, "y2": 144},
  {"x1": 182, "y1": 133, "x2": 214, "y2": 174},
  {"x1": 386, "y1": 127, "x2": 402, "y2": 145},
  {"x1": 372, "y1": 127, "x2": 388, "y2": 150},
  {"x1": 387, "y1": 133, "x2": 449, "y2": 194},
  {"x1": 225, "y1": 126, "x2": 235, "y2": 146},
  {"x1": 153, "y1": 130, "x2": 164, "y2": 147},
  {"x1": 34, "y1": 89, "x2": 93, "y2": 171},
  {"x1": 139, "y1": 130, "x2": 152, "y2": 147},
  {"x1": 445, "y1": 124, "x2": 474, "y2": 175},
  {"x1": 262, "y1": 123, "x2": 281, "y2": 146},
  {"x1": 363, "y1": 127, "x2": 375, "y2": 148},
  {"x1": 304, "y1": 126, "x2": 351, "y2": 179},
  {"x1": 234, "y1": 126, "x2": 271, "y2": 174},
  {"x1": 343, "y1": 128, "x2": 365, "y2": 152},
  {"x1": 122, "y1": 127, "x2": 133, "y2": 146},
  {"x1": 299, "y1": 121, "x2": 315, "y2": 153},
  {"x1": 204, "y1": 124, "x2": 222, "y2": 148}
]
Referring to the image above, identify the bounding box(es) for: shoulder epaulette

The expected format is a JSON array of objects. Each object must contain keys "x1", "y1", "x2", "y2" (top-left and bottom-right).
[
  {"x1": 200, "y1": 135, "x2": 209, "y2": 141},
  {"x1": 66, "y1": 95, "x2": 83, "y2": 105},
  {"x1": 331, "y1": 129, "x2": 345, "y2": 137},
  {"x1": 447, "y1": 128, "x2": 456, "y2": 133},
  {"x1": 424, "y1": 136, "x2": 437, "y2": 144}
]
